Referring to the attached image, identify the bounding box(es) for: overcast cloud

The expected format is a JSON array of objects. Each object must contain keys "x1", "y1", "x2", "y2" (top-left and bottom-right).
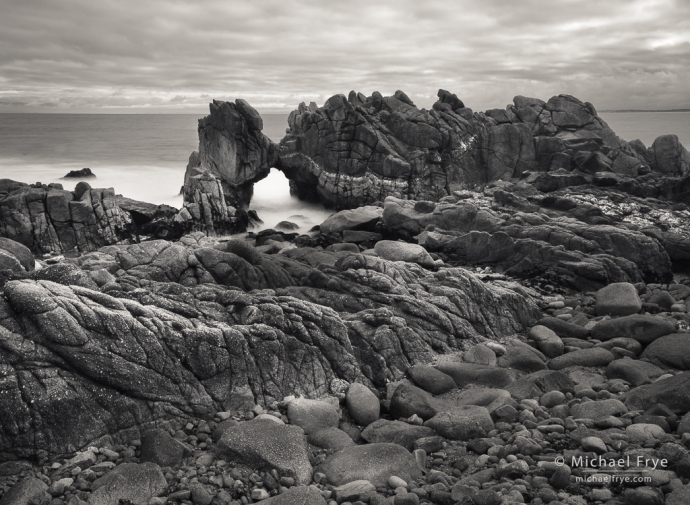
[{"x1": 1, "y1": 0, "x2": 689, "y2": 113}]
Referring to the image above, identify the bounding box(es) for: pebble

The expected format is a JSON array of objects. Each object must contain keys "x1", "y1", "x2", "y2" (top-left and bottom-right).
[{"x1": 388, "y1": 476, "x2": 407, "y2": 489}]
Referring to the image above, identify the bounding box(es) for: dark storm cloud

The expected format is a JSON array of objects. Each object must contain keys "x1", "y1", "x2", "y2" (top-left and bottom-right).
[{"x1": 1, "y1": 0, "x2": 689, "y2": 112}]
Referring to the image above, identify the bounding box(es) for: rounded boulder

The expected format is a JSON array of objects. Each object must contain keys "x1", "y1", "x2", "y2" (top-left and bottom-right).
[
  {"x1": 596, "y1": 282, "x2": 642, "y2": 317},
  {"x1": 346, "y1": 383, "x2": 380, "y2": 426}
]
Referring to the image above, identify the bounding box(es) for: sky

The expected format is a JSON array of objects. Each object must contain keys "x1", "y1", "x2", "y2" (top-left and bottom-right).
[{"x1": 1, "y1": 0, "x2": 689, "y2": 114}]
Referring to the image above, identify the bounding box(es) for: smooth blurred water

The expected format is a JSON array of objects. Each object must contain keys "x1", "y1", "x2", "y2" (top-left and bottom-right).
[
  {"x1": 599, "y1": 111, "x2": 690, "y2": 147},
  {"x1": 0, "y1": 111, "x2": 687, "y2": 234}
]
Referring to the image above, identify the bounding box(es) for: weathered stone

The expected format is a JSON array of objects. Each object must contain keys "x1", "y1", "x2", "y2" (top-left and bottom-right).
[
  {"x1": 374, "y1": 241, "x2": 435, "y2": 268},
  {"x1": 423, "y1": 407, "x2": 494, "y2": 440},
  {"x1": 332, "y1": 480, "x2": 377, "y2": 503},
  {"x1": 287, "y1": 398, "x2": 339, "y2": 435},
  {"x1": 507, "y1": 370, "x2": 575, "y2": 400},
  {"x1": 571, "y1": 399, "x2": 627, "y2": 420},
  {"x1": 625, "y1": 372, "x2": 690, "y2": 414},
  {"x1": 346, "y1": 383, "x2": 380, "y2": 426},
  {"x1": 258, "y1": 486, "x2": 327, "y2": 505},
  {"x1": 140, "y1": 428, "x2": 191, "y2": 468},
  {"x1": 407, "y1": 365, "x2": 456, "y2": 395},
  {"x1": 89, "y1": 463, "x2": 167, "y2": 505},
  {"x1": 316, "y1": 443, "x2": 422, "y2": 487},
  {"x1": 547, "y1": 348, "x2": 615, "y2": 370},
  {"x1": 463, "y1": 344, "x2": 498, "y2": 366},
  {"x1": 626, "y1": 423, "x2": 666, "y2": 444},
  {"x1": 596, "y1": 282, "x2": 642, "y2": 316},
  {"x1": 0, "y1": 477, "x2": 49, "y2": 505},
  {"x1": 605, "y1": 359, "x2": 651, "y2": 386},
  {"x1": 308, "y1": 427, "x2": 355, "y2": 452},
  {"x1": 361, "y1": 420, "x2": 436, "y2": 450},
  {"x1": 529, "y1": 325, "x2": 564, "y2": 358},
  {"x1": 536, "y1": 316, "x2": 589, "y2": 339},
  {"x1": 591, "y1": 314, "x2": 676, "y2": 344},
  {"x1": 641, "y1": 333, "x2": 690, "y2": 369},
  {"x1": 435, "y1": 362, "x2": 515, "y2": 388},
  {"x1": 216, "y1": 419, "x2": 312, "y2": 484},
  {"x1": 389, "y1": 384, "x2": 438, "y2": 421},
  {"x1": 320, "y1": 207, "x2": 383, "y2": 234}
]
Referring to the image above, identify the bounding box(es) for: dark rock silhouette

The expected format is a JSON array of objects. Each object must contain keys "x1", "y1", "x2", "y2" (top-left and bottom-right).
[
  {"x1": 183, "y1": 91, "x2": 689, "y2": 226},
  {"x1": 63, "y1": 167, "x2": 96, "y2": 178}
]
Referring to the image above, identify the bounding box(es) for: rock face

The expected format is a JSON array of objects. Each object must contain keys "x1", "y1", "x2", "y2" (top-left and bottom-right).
[
  {"x1": 646, "y1": 134, "x2": 690, "y2": 176},
  {"x1": 184, "y1": 99, "x2": 277, "y2": 209},
  {"x1": 178, "y1": 99, "x2": 280, "y2": 235},
  {"x1": 0, "y1": 233, "x2": 539, "y2": 460},
  {"x1": 315, "y1": 443, "x2": 422, "y2": 487},
  {"x1": 0, "y1": 179, "x2": 132, "y2": 254},
  {"x1": 277, "y1": 91, "x2": 532, "y2": 209},
  {"x1": 179, "y1": 93, "x2": 690, "y2": 242},
  {"x1": 389, "y1": 191, "x2": 673, "y2": 288}
]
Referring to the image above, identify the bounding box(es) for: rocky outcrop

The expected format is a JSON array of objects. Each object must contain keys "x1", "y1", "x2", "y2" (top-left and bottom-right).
[
  {"x1": 645, "y1": 134, "x2": 690, "y2": 176},
  {"x1": 0, "y1": 233, "x2": 539, "y2": 460},
  {"x1": 0, "y1": 179, "x2": 132, "y2": 254},
  {"x1": 184, "y1": 99, "x2": 277, "y2": 209},
  {"x1": 178, "y1": 99, "x2": 280, "y2": 235},
  {"x1": 179, "y1": 93, "x2": 689, "y2": 234},
  {"x1": 273, "y1": 92, "x2": 677, "y2": 210},
  {"x1": 277, "y1": 91, "x2": 517, "y2": 209},
  {"x1": 384, "y1": 190, "x2": 673, "y2": 289},
  {"x1": 177, "y1": 168, "x2": 249, "y2": 236}
]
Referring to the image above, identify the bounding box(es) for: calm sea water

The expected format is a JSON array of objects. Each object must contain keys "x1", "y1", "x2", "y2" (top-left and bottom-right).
[{"x1": 0, "y1": 111, "x2": 687, "y2": 232}]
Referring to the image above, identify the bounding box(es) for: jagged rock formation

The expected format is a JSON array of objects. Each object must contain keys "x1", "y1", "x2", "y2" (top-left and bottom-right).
[
  {"x1": 179, "y1": 99, "x2": 279, "y2": 235},
  {"x1": 277, "y1": 90, "x2": 535, "y2": 209},
  {"x1": 0, "y1": 179, "x2": 132, "y2": 254},
  {"x1": 184, "y1": 100, "x2": 278, "y2": 208},
  {"x1": 381, "y1": 183, "x2": 677, "y2": 289},
  {"x1": 0, "y1": 233, "x2": 539, "y2": 460},
  {"x1": 177, "y1": 167, "x2": 249, "y2": 235},
  {"x1": 185, "y1": 91, "x2": 689, "y2": 219}
]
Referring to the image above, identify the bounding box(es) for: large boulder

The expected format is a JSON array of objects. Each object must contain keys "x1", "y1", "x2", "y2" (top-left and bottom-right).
[
  {"x1": 389, "y1": 384, "x2": 439, "y2": 421},
  {"x1": 423, "y1": 407, "x2": 494, "y2": 440},
  {"x1": 0, "y1": 235, "x2": 541, "y2": 461},
  {"x1": 345, "y1": 383, "x2": 380, "y2": 427},
  {"x1": 547, "y1": 348, "x2": 615, "y2": 370},
  {"x1": 0, "y1": 238, "x2": 34, "y2": 272},
  {"x1": 373, "y1": 241, "x2": 435, "y2": 268},
  {"x1": 536, "y1": 316, "x2": 589, "y2": 340},
  {"x1": 315, "y1": 443, "x2": 422, "y2": 487},
  {"x1": 187, "y1": 99, "x2": 277, "y2": 207},
  {"x1": 591, "y1": 314, "x2": 676, "y2": 344},
  {"x1": 408, "y1": 365, "x2": 457, "y2": 395},
  {"x1": 571, "y1": 399, "x2": 628, "y2": 420},
  {"x1": 320, "y1": 207, "x2": 383, "y2": 234},
  {"x1": 605, "y1": 359, "x2": 652, "y2": 386},
  {"x1": 89, "y1": 463, "x2": 167, "y2": 505},
  {"x1": 507, "y1": 370, "x2": 575, "y2": 400},
  {"x1": 216, "y1": 419, "x2": 313, "y2": 484},
  {"x1": 0, "y1": 477, "x2": 49, "y2": 505},
  {"x1": 647, "y1": 134, "x2": 690, "y2": 176},
  {"x1": 641, "y1": 333, "x2": 690, "y2": 370},
  {"x1": 435, "y1": 362, "x2": 515, "y2": 388},
  {"x1": 360, "y1": 420, "x2": 436, "y2": 450},
  {"x1": 595, "y1": 282, "x2": 642, "y2": 316},
  {"x1": 139, "y1": 428, "x2": 191, "y2": 468},
  {"x1": 625, "y1": 373, "x2": 690, "y2": 414},
  {"x1": 528, "y1": 325, "x2": 564, "y2": 358},
  {"x1": 287, "y1": 398, "x2": 339, "y2": 435}
]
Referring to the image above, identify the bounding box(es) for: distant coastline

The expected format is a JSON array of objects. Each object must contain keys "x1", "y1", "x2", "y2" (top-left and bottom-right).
[{"x1": 601, "y1": 109, "x2": 690, "y2": 113}]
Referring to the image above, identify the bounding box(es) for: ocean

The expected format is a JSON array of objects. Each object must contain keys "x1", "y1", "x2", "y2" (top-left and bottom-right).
[{"x1": 0, "y1": 111, "x2": 688, "y2": 233}]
